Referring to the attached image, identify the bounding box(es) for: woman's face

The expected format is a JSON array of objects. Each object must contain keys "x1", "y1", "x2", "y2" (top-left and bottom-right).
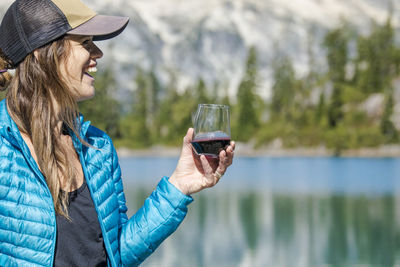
[{"x1": 61, "y1": 35, "x2": 103, "y2": 102}]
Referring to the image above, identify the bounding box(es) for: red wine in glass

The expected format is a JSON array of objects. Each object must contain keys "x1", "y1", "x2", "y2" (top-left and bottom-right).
[
  {"x1": 191, "y1": 104, "x2": 231, "y2": 158},
  {"x1": 191, "y1": 131, "x2": 231, "y2": 158}
]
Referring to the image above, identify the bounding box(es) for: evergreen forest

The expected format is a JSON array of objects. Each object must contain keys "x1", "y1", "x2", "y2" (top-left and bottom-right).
[{"x1": 2, "y1": 19, "x2": 400, "y2": 155}]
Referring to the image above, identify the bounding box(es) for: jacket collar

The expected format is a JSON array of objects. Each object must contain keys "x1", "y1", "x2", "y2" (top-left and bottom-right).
[{"x1": 72, "y1": 115, "x2": 91, "y2": 153}]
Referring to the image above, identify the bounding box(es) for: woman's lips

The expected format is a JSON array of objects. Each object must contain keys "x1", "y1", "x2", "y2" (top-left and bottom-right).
[{"x1": 84, "y1": 72, "x2": 94, "y2": 78}]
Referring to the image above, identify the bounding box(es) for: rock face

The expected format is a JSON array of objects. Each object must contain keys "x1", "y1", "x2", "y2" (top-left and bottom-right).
[
  {"x1": 359, "y1": 93, "x2": 385, "y2": 120},
  {"x1": 0, "y1": 0, "x2": 398, "y2": 99}
]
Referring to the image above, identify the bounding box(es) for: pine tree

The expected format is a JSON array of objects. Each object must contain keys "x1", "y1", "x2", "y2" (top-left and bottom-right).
[
  {"x1": 394, "y1": 47, "x2": 400, "y2": 75},
  {"x1": 148, "y1": 70, "x2": 162, "y2": 140},
  {"x1": 270, "y1": 56, "x2": 296, "y2": 119},
  {"x1": 120, "y1": 68, "x2": 151, "y2": 147},
  {"x1": 235, "y1": 46, "x2": 261, "y2": 142},
  {"x1": 315, "y1": 92, "x2": 326, "y2": 125},
  {"x1": 327, "y1": 85, "x2": 344, "y2": 128},
  {"x1": 323, "y1": 27, "x2": 348, "y2": 84},
  {"x1": 156, "y1": 72, "x2": 196, "y2": 145},
  {"x1": 380, "y1": 93, "x2": 398, "y2": 143},
  {"x1": 195, "y1": 78, "x2": 209, "y2": 104},
  {"x1": 356, "y1": 19, "x2": 395, "y2": 93},
  {"x1": 323, "y1": 26, "x2": 348, "y2": 128}
]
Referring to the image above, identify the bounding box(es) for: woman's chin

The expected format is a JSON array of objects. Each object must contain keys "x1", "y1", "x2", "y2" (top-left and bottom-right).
[{"x1": 76, "y1": 87, "x2": 95, "y2": 102}]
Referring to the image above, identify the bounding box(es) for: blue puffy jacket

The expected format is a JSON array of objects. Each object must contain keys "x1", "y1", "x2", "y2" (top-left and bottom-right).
[{"x1": 0, "y1": 99, "x2": 193, "y2": 266}]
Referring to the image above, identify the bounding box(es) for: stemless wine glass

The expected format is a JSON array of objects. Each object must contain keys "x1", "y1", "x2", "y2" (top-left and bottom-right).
[{"x1": 191, "y1": 104, "x2": 231, "y2": 158}]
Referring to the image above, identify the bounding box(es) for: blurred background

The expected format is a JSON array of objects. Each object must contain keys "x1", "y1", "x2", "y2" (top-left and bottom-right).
[{"x1": 2, "y1": 0, "x2": 400, "y2": 266}]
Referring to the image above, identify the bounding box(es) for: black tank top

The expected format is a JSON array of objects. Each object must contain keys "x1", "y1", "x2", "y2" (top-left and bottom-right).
[{"x1": 54, "y1": 181, "x2": 108, "y2": 266}]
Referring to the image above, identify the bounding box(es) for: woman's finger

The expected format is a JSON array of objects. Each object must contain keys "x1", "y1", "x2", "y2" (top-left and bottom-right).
[
  {"x1": 182, "y1": 128, "x2": 194, "y2": 151},
  {"x1": 200, "y1": 155, "x2": 217, "y2": 187},
  {"x1": 230, "y1": 141, "x2": 236, "y2": 151},
  {"x1": 219, "y1": 149, "x2": 229, "y2": 166},
  {"x1": 212, "y1": 150, "x2": 228, "y2": 181},
  {"x1": 225, "y1": 145, "x2": 234, "y2": 166}
]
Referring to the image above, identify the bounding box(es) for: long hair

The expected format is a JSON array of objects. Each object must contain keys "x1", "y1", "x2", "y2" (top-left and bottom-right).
[{"x1": 0, "y1": 37, "x2": 83, "y2": 219}]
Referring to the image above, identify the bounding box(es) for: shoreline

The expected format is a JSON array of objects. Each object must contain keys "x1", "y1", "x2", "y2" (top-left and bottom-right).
[{"x1": 116, "y1": 143, "x2": 400, "y2": 158}]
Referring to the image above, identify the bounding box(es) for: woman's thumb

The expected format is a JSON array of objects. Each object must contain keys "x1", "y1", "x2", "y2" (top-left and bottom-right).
[
  {"x1": 182, "y1": 128, "x2": 194, "y2": 153},
  {"x1": 184, "y1": 128, "x2": 194, "y2": 143}
]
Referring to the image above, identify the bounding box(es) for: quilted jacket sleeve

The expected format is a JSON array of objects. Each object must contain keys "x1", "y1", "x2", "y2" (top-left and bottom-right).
[{"x1": 110, "y1": 144, "x2": 193, "y2": 266}]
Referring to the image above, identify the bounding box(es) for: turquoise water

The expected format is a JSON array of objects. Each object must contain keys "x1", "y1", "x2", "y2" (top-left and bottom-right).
[{"x1": 120, "y1": 157, "x2": 400, "y2": 267}]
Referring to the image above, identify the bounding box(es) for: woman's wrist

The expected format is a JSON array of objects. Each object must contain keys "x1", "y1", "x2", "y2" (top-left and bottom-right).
[{"x1": 168, "y1": 174, "x2": 189, "y2": 195}]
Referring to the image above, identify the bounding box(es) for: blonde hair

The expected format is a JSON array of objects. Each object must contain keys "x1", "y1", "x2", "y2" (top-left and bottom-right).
[{"x1": 1, "y1": 37, "x2": 84, "y2": 219}]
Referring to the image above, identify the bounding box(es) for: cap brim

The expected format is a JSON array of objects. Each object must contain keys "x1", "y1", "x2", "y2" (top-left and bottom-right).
[{"x1": 67, "y1": 15, "x2": 129, "y2": 41}]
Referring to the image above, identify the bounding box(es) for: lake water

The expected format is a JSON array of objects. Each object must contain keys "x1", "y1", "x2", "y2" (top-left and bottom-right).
[{"x1": 119, "y1": 157, "x2": 400, "y2": 267}]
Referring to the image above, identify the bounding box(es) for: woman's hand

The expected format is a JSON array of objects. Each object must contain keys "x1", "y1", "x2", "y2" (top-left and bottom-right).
[{"x1": 169, "y1": 128, "x2": 235, "y2": 195}]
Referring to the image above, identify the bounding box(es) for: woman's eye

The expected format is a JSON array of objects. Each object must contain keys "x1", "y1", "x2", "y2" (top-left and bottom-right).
[{"x1": 81, "y1": 39, "x2": 93, "y2": 47}]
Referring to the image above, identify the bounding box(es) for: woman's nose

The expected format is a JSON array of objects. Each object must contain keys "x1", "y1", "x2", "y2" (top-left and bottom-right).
[{"x1": 90, "y1": 43, "x2": 103, "y2": 59}]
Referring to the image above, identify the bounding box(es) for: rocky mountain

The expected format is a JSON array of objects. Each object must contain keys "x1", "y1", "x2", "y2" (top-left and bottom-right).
[{"x1": 1, "y1": 0, "x2": 399, "y2": 100}]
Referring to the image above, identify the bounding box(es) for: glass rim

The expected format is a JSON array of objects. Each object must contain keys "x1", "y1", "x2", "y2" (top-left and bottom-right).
[{"x1": 198, "y1": 103, "x2": 230, "y2": 109}]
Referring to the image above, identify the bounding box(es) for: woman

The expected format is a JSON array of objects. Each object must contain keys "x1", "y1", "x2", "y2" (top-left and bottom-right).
[{"x1": 0, "y1": 0, "x2": 235, "y2": 266}]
